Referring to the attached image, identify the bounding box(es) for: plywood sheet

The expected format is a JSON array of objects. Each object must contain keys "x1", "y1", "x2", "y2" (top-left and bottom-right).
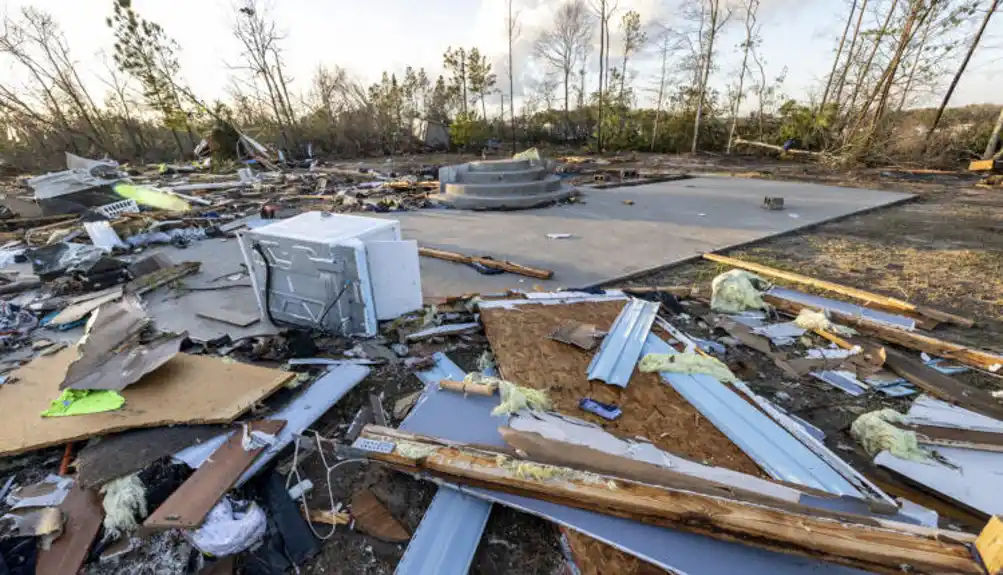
[
  {"x1": 481, "y1": 301, "x2": 763, "y2": 575},
  {"x1": 144, "y1": 419, "x2": 286, "y2": 530},
  {"x1": 0, "y1": 347, "x2": 295, "y2": 456}
]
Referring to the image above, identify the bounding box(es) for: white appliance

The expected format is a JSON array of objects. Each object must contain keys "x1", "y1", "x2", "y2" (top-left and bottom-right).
[{"x1": 237, "y1": 212, "x2": 422, "y2": 336}]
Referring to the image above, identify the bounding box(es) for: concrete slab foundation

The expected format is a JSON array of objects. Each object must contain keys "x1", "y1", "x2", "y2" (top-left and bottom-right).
[{"x1": 376, "y1": 176, "x2": 913, "y2": 297}]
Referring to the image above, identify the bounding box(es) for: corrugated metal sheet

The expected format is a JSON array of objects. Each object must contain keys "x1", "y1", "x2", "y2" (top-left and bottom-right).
[
  {"x1": 642, "y1": 335, "x2": 862, "y2": 496},
  {"x1": 905, "y1": 395, "x2": 1003, "y2": 432},
  {"x1": 876, "y1": 447, "x2": 1003, "y2": 516},
  {"x1": 587, "y1": 298, "x2": 659, "y2": 387},
  {"x1": 396, "y1": 353, "x2": 497, "y2": 575},
  {"x1": 810, "y1": 371, "x2": 866, "y2": 396},
  {"x1": 395, "y1": 487, "x2": 491, "y2": 575},
  {"x1": 767, "y1": 287, "x2": 916, "y2": 330}
]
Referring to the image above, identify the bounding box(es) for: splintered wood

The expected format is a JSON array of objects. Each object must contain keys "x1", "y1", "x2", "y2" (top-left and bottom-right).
[
  {"x1": 480, "y1": 300, "x2": 762, "y2": 573},
  {"x1": 359, "y1": 426, "x2": 982, "y2": 575}
]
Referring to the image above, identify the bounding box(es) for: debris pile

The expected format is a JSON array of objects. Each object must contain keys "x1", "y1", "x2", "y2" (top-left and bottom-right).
[{"x1": 0, "y1": 150, "x2": 1000, "y2": 574}]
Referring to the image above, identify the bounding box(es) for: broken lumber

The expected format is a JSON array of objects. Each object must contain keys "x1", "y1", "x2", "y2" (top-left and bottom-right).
[
  {"x1": 358, "y1": 425, "x2": 981, "y2": 574},
  {"x1": 883, "y1": 349, "x2": 1003, "y2": 422},
  {"x1": 351, "y1": 489, "x2": 410, "y2": 542},
  {"x1": 419, "y1": 246, "x2": 553, "y2": 279},
  {"x1": 143, "y1": 419, "x2": 286, "y2": 530},
  {"x1": 705, "y1": 253, "x2": 974, "y2": 328},
  {"x1": 977, "y1": 516, "x2": 1003, "y2": 575},
  {"x1": 439, "y1": 379, "x2": 497, "y2": 396},
  {"x1": 764, "y1": 294, "x2": 1002, "y2": 372},
  {"x1": 35, "y1": 485, "x2": 103, "y2": 575}
]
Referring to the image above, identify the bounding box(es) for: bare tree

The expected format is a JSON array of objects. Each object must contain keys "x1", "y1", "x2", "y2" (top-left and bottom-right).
[
  {"x1": 925, "y1": 0, "x2": 1000, "y2": 140},
  {"x1": 506, "y1": 0, "x2": 520, "y2": 153},
  {"x1": 821, "y1": 0, "x2": 859, "y2": 109},
  {"x1": 233, "y1": 1, "x2": 297, "y2": 149},
  {"x1": 726, "y1": 0, "x2": 760, "y2": 153},
  {"x1": 844, "y1": 0, "x2": 900, "y2": 116},
  {"x1": 617, "y1": 10, "x2": 646, "y2": 102},
  {"x1": 831, "y1": 0, "x2": 870, "y2": 106},
  {"x1": 591, "y1": 0, "x2": 619, "y2": 150},
  {"x1": 534, "y1": 0, "x2": 593, "y2": 133},
  {"x1": 650, "y1": 25, "x2": 676, "y2": 151},
  {"x1": 692, "y1": 0, "x2": 730, "y2": 153}
]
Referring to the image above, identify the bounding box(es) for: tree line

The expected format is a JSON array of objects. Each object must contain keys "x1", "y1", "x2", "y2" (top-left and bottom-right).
[{"x1": 0, "y1": 0, "x2": 1000, "y2": 172}]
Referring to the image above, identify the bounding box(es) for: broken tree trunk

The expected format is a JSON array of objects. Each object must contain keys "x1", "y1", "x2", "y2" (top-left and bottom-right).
[
  {"x1": 705, "y1": 253, "x2": 974, "y2": 328},
  {"x1": 418, "y1": 246, "x2": 553, "y2": 279},
  {"x1": 764, "y1": 294, "x2": 1002, "y2": 372},
  {"x1": 357, "y1": 425, "x2": 983, "y2": 575},
  {"x1": 732, "y1": 139, "x2": 829, "y2": 158}
]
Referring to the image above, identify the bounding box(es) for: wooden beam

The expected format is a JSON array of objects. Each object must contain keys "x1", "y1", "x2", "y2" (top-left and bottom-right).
[
  {"x1": 883, "y1": 349, "x2": 1003, "y2": 422},
  {"x1": 764, "y1": 294, "x2": 1003, "y2": 372},
  {"x1": 705, "y1": 253, "x2": 974, "y2": 328},
  {"x1": 358, "y1": 426, "x2": 982, "y2": 575},
  {"x1": 419, "y1": 246, "x2": 553, "y2": 279},
  {"x1": 977, "y1": 516, "x2": 1003, "y2": 574},
  {"x1": 906, "y1": 424, "x2": 1003, "y2": 453}
]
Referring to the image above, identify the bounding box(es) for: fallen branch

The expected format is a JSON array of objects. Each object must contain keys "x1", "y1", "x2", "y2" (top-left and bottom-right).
[
  {"x1": 732, "y1": 138, "x2": 830, "y2": 158},
  {"x1": 358, "y1": 425, "x2": 983, "y2": 575},
  {"x1": 418, "y1": 246, "x2": 553, "y2": 280},
  {"x1": 764, "y1": 294, "x2": 1001, "y2": 372},
  {"x1": 705, "y1": 253, "x2": 974, "y2": 328}
]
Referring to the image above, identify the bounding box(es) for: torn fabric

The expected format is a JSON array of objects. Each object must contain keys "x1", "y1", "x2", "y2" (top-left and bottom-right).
[
  {"x1": 639, "y1": 352, "x2": 737, "y2": 383},
  {"x1": 851, "y1": 409, "x2": 931, "y2": 463},
  {"x1": 710, "y1": 270, "x2": 770, "y2": 313},
  {"x1": 113, "y1": 183, "x2": 191, "y2": 212},
  {"x1": 41, "y1": 389, "x2": 125, "y2": 417}
]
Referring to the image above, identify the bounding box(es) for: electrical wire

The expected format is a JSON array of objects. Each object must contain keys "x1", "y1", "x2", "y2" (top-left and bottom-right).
[{"x1": 285, "y1": 431, "x2": 375, "y2": 540}]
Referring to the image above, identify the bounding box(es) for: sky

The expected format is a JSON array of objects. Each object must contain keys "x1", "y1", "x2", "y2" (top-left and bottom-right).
[{"x1": 2, "y1": 0, "x2": 1001, "y2": 115}]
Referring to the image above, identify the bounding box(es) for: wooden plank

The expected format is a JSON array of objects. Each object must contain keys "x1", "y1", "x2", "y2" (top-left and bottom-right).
[
  {"x1": 884, "y1": 349, "x2": 1003, "y2": 422},
  {"x1": 0, "y1": 348, "x2": 294, "y2": 456},
  {"x1": 35, "y1": 485, "x2": 103, "y2": 575},
  {"x1": 144, "y1": 419, "x2": 286, "y2": 530},
  {"x1": 977, "y1": 516, "x2": 1003, "y2": 574},
  {"x1": 359, "y1": 426, "x2": 981, "y2": 575},
  {"x1": 908, "y1": 424, "x2": 1003, "y2": 453},
  {"x1": 419, "y1": 246, "x2": 553, "y2": 279},
  {"x1": 705, "y1": 253, "x2": 975, "y2": 328},
  {"x1": 764, "y1": 294, "x2": 1003, "y2": 372}
]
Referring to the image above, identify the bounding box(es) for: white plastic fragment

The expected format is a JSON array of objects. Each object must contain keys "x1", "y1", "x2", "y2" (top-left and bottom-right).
[{"x1": 187, "y1": 497, "x2": 267, "y2": 557}]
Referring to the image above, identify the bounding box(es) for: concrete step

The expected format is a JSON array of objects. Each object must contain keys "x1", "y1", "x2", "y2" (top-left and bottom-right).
[
  {"x1": 441, "y1": 187, "x2": 574, "y2": 210},
  {"x1": 467, "y1": 159, "x2": 531, "y2": 173},
  {"x1": 444, "y1": 176, "x2": 562, "y2": 199},
  {"x1": 459, "y1": 166, "x2": 546, "y2": 184}
]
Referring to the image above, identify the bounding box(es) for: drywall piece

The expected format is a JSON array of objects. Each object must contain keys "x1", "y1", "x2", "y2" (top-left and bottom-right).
[
  {"x1": 48, "y1": 287, "x2": 123, "y2": 326},
  {"x1": 586, "y1": 298, "x2": 659, "y2": 387},
  {"x1": 0, "y1": 347, "x2": 294, "y2": 456},
  {"x1": 876, "y1": 447, "x2": 1003, "y2": 517},
  {"x1": 145, "y1": 419, "x2": 286, "y2": 530},
  {"x1": 767, "y1": 287, "x2": 916, "y2": 331},
  {"x1": 173, "y1": 363, "x2": 370, "y2": 488},
  {"x1": 76, "y1": 425, "x2": 223, "y2": 489},
  {"x1": 35, "y1": 485, "x2": 103, "y2": 575},
  {"x1": 905, "y1": 395, "x2": 1003, "y2": 433},
  {"x1": 367, "y1": 240, "x2": 422, "y2": 320},
  {"x1": 395, "y1": 487, "x2": 489, "y2": 575},
  {"x1": 642, "y1": 335, "x2": 862, "y2": 497}
]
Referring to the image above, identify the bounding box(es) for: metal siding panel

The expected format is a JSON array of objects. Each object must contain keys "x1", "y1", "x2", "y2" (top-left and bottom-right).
[
  {"x1": 767, "y1": 287, "x2": 916, "y2": 330},
  {"x1": 587, "y1": 298, "x2": 659, "y2": 387},
  {"x1": 395, "y1": 488, "x2": 491, "y2": 575},
  {"x1": 642, "y1": 335, "x2": 862, "y2": 496}
]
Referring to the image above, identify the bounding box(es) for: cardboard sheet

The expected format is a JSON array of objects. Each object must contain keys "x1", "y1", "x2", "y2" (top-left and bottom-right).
[{"x1": 0, "y1": 347, "x2": 294, "y2": 456}]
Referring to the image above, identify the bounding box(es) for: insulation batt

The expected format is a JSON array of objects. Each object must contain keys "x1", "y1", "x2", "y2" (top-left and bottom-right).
[
  {"x1": 850, "y1": 409, "x2": 931, "y2": 463},
  {"x1": 638, "y1": 352, "x2": 737, "y2": 383},
  {"x1": 710, "y1": 270, "x2": 770, "y2": 313}
]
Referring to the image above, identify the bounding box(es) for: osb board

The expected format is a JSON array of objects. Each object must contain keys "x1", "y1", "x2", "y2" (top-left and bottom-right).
[
  {"x1": 0, "y1": 347, "x2": 295, "y2": 456},
  {"x1": 482, "y1": 301, "x2": 763, "y2": 575}
]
